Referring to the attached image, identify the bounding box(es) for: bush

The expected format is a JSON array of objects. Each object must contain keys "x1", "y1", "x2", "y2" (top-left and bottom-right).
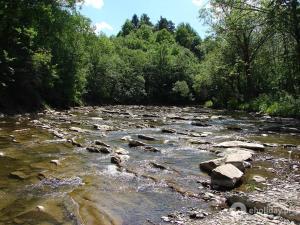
[
  {"x1": 204, "y1": 100, "x2": 213, "y2": 108},
  {"x1": 248, "y1": 93, "x2": 300, "y2": 117}
]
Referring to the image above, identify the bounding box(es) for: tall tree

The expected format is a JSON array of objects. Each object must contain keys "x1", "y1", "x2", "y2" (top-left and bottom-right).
[{"x1": 140, "y1": 13, "x2": 153, "y2": 26}]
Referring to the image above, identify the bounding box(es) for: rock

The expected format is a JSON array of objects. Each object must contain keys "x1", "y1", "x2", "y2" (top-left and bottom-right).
[
  {"x1": 214, "y1": 141, "x2": 265, "y2": 151},
  {"x1": 161, "y1": 128, "x2": 176, "y2": 134},
  {"x1": 202, "y1": 192, "x2": 215, "y2": 201},
  {"x1": 226, "y1": 125, "x2": 242, "y2": 131},
  {"x1": 69, "y1": 127, "x2": 84, "y2": 133},
  {"x1": 161, "y1": 216, "x2": 171, "y2": 222},
  {"x1": 191, "y1": 121, "x2": 210, "y2": 127},
  {"x1": 189, "y1": 212, "x2": 206, "y2": 219},
  {"x1": 93, "y1": 124, "x2": 113, "y2": 131},
  {"x1": 143, "y1": 114, "x2": 159, "y2": 118},
  {"x1": 211, "y1": 115, "x2": 223, "y2": 120},
  {"x1": 150, "y1": 162, "x2": 167, "y2": 170},
  {"x1": 128, "y1": 139, "x2": 146, "y2": 147},
  {"x1": 144, "y1": 146, "x2": 160, "y2": 152},
  {"x1": 86, "y1": 146, "x2": 111, "y2": 154},
  {"x1": 36, "y1": 205, "x2": 45, "y2": 212},
  {"x1": 252, "y1": 175, "x2": 266, "y2": 183},
  {"x1": 263, "y1": 143, "x2": 278, "y2": 147},
  {"x1": 189, "y1": 139, "x2": 211, "y2": 145},
  {"x1": 121, "y1": 135, "x2": 132, "y2": 141},
  {"x1": 282, "y1": 143, "x2": 297, "y2": 148},
  {"x1": 10, "y1": 171, "x2": 29, "y2": 180},
  {"x1": 137, "y1": 134, "x2": 156, "y2": 141},
  {"x1": 218, "y1": 148, "x2": 254, "y2": 157},
  {"x1": 69, "y1": 137, "x2": 83, "y2": 147},
  {"x1": 111, "y1": 155, "x2": 129, "y2": 166},
  {"x1": 224, "y1": 150, "x2": 253, "y2": 171},
  {"x1": 114, "y1": 147, "x2": 129, "y2": 155},
  {"x1": 228, "y1": 161, "x2": 251, "y2": 172},
  {"x1": 53, "y1": 130, "x2": 64, "y2": 139},
  {"x1": 50, "y1": 160, "x2": 60, "y2": 166},
  {"x1": 211, "y1": 164, "x2": 244, "y2": 190},
  {"x1": 94, "y1": 140, "x2": 110, "y2": 147},
  {"x1": 199, "y1": 158, "x2": 225, "y2": 174}
]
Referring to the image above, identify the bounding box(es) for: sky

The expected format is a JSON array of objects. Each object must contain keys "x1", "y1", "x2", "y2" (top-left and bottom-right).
[{"x1": 78, "y1": 0, "x2": 210, "y2": 38}]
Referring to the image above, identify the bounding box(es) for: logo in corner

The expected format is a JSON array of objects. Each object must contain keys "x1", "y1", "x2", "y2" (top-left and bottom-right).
[{"x1": 230, "y1": 202, "x2": 247, "y2": 212}]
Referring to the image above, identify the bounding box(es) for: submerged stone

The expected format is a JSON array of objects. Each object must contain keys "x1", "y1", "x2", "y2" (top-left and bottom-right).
[{"x1": 10, "y1": 171, "x2": 29, "y2": 180}]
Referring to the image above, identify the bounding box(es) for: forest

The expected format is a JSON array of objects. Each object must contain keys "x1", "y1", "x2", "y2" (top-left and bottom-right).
[{"x1": 0, "y1": 0, "x2": 299, "y2": 117}]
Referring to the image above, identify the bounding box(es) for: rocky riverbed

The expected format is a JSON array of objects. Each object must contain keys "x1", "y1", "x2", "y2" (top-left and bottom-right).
[{"x1": 0, "y1": 105, "x2": 299, "y2": 225}]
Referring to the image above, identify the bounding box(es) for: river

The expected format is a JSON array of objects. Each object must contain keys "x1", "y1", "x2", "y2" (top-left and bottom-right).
[{"x1": 0, "y1": 106, "x2": 299, "y2": 225}]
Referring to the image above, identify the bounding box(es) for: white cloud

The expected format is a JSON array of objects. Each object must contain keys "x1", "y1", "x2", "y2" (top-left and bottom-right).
[
  {"x1": 83, "y1": 0, "x2": 104, "y2": 9},
  {"x1": 94, "y1": 22, "x2": 113, "y2": 33},
  {"x1": 192, "y1": 0, "x2": 205, "y2": 7}
]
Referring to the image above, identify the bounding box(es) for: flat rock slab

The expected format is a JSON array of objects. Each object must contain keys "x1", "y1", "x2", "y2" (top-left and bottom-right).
[
  {"x1": 211, "y1": 164, "x2": 244, "y2": 190},
  {"x1": 225, "y1": 152, "x2": 253, "y2": 163},
  {"x1": 214, "y1": 141, "x2": 265, "y2": 151}
]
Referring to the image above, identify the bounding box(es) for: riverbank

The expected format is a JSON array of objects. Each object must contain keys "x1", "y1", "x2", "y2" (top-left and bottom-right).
[{"x1": 0, "y1": 105, "x2": 299, "y2": 224}]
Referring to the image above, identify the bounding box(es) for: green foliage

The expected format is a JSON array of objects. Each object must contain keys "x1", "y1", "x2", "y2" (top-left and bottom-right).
[
  {"x1": 204, "y1": 100, "x2": 213, "y2": 108},
  {"x1": 0, "y1": 4, "x2": 299, "y2": 117},
  {"x1": 193, "y1": 0, "x2": 300, "y2": 116},
  {"x1": 247, "y1": 93, "x2": 300, "y2": 117},
  {"x1": 173, "y1": 81, "x2": 190, "y2": 98}
]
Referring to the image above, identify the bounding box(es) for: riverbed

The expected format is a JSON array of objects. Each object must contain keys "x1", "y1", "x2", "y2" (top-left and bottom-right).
[{"x1": 0, "y1": 106, "x2": 299, "y2": 225}]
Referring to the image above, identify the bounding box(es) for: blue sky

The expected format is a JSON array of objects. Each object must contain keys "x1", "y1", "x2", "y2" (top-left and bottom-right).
[{"x1": 78, "y1": 0, "x2": 210, "y2": 37}]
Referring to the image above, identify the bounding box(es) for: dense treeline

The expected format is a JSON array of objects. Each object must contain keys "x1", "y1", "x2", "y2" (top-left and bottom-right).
[
  {"x1": 0, "y1": 0, "x2": 299, "y2": 116},
  {"x1": 197, "y1": 0, "x2": 300, "y2": 116}
]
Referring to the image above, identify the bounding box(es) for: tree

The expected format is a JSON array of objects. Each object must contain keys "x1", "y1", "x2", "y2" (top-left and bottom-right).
[
  {"x1": 176, "y1": 23, "x2": 203, "y2": 58},
  {"x1": 131, "y1": 14, "x2": 140, "y2": 29},
  {"x1": 140, "y1": 13, "x2": 153, "y2": 26},
  {"x1": 119, "y1": 20, "x2": 134, "y2": 36},
  {"x1": 173, "y1": 81, "x2": 190, "y2": 100},
  {"x1": 155, "y1": 17, "x2": 175, "y2": 33}
]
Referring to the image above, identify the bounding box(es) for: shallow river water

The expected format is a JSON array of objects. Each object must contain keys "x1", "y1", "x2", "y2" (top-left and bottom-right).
[{"x1": 0, "y1": 106, "x2": 299, "y2": 225}]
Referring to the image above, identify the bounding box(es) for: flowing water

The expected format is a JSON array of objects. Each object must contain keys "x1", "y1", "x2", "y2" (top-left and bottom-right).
[{"x1": 0, "y1": 106, "x2": 299, "y2": 225}]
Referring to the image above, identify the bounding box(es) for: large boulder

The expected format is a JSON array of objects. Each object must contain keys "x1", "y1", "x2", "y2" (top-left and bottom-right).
[
  {"x1": 211, "y1": 164, "x2": 244, "y2": 190},
  {"x1": 199, "y1": 158, "x2": 225, "y2": 174},
  {"x1": 214, "y1": 141, "x2": 264, "y2": 151}
]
